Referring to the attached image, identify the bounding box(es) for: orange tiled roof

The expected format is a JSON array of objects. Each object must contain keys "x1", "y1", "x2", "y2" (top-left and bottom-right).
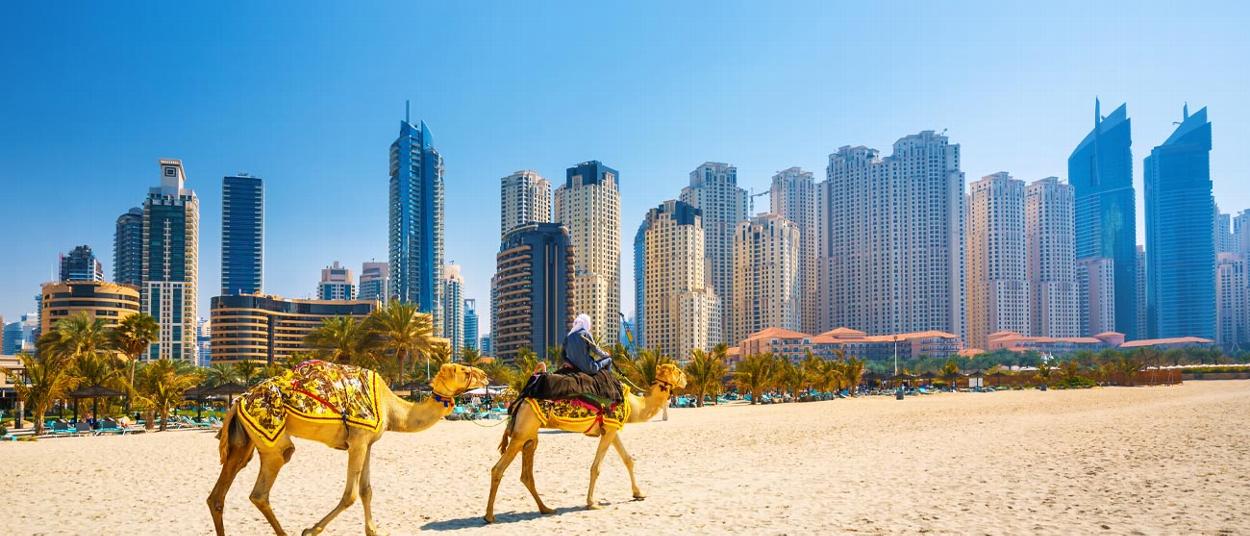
[
  {"x1": 819, "y1": 327, "x2": 867, "y2": 339},
  {"x1": 1120, "y1": 336, "x2": 1214, "y2": 348},
  {"x1": 743, "y1": 327, "x2": 810, "y2": 341}
]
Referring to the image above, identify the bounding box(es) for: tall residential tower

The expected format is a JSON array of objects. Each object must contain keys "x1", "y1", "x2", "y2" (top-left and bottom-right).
[
  {"x1": 554, "y1": 161, "x2": 620, "y2": 344},
  {"x1": 500, "y1": 170, "x2": 552, "y2": 239},
  {"x1": 966, "y1": 173, "x2": 1029, "y2": 349},
  {"x1": 142, "y1": 159, "x2": 199, "y2": 361},
  {"x1": 635, "y1": 200, "x2": 720, "y2": 361},
  {"x1": 1026, "y1": 177, "x2": 1078, "y2": 338},
  {"x1": 389, "y1": 104, "x2": 444, "y2": 331},
  {"x1": 770, "y1": 167, "x2": 819, "y2": 335},
  {"x1": 221, "y1": 174, "x2": 264, "y2": 295},
  {"x1": 680, "y1": 162, "x2": 749, "y2": 344}
]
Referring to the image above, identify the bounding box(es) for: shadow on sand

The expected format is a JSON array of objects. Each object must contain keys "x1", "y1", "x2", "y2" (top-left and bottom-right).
[{"x1": 420, "y1": 506, "x2": 583, "y2": 531}]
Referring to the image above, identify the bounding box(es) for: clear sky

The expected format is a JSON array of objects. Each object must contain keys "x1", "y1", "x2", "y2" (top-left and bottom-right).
[{"x1": 2, "y1": 1, "x2": 1249, "y2": 332}]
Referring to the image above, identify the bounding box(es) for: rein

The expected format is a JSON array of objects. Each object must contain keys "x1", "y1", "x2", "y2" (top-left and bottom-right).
[{"x1": 431, "y1": 391, "x2": 457, "y2": 408}]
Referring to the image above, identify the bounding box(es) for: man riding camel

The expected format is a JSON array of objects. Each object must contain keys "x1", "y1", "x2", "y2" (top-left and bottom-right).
[{"x1": 521, "y1": 314, "x2": 623, "y2": 406}]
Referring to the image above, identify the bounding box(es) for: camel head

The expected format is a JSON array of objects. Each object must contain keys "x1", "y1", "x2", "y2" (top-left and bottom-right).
[
  {"x1": 654, "y1": 363, "x2": 687, "y2": 392},
  {"x1": 431, "y1": 363, "x2": 489, "y2": 397}
]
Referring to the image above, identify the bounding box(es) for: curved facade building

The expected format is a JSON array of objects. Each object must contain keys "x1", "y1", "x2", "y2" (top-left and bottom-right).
[
  {"x1": 209, "y1": 294, "x2": 377, "y2": 364},
  {"x1": 389, "y1": 106, "x2": 444, "y2": 332},
  {"x1": 39, "y1": 281, "x2": 140, "y2": 331},
  {"x1": 493, "y1": 222, "x2": 574, "y2": 363}
]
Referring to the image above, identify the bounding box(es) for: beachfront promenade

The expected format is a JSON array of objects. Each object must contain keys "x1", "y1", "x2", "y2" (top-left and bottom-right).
[{"x1": 5, "y1": 380, "x2": 1248, "y2": 534}]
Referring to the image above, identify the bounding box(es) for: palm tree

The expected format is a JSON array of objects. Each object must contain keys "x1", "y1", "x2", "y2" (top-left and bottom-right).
[
  {"x1": 304, "y1": 316, "x2": 371, "y2": 364},
  {"x1": 776, "y1": 357, "x2": 805, "y2": 401},
  {"x1": 69, "y1": 351, "x2": 125, "y2": 419},
  {"x1": 800, "y1": 350, "x2": 825, "y2": 395},
  {"x1": 232, "y1": 361, "x2": 261, "y2": 386},
  {"x1": 615, "y1": 348, "x2": 674, "y2": 390},
  {"x1": 201, "y1": 363, "x2": 241, "y2": 388},
  {"x1": 480, "y1": 359, "x2": 516, "y2": 388},
  {"x1": 458, "y1": 347, "x2": 487, "y2": 367},
  {"x1": 133, "y1": 358, "x2": 202, "y2": 431},
  {"x1": 940, "y1": 359, "x2": 960, "y2": 391},
  {"x1": 684, "y1": 348, "x2": 728, "y2": 407},
  {"x1": 841, "y1": 356, "x2": 866, "y2": 396},
  {"x1": 109, "y1": 313, "x2": 158, "y2": 412},
  {"x1": 734, "y1": 353, "x2": 779, "y2": 405},
  {"x1": 7, "y1": 351, "x2": 77, "y2": 435},
  {"x1": 816, "y1": 359, "x2": 845, "y2": 395},
  {"x1": 507, "y1": 347, "x2": 548, "y2": 394},
  {"x1": 366, "y1": 302, "x2": 436, "y2": 386}
]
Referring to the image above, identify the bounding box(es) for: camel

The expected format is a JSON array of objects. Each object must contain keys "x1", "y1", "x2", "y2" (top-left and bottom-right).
[
  {"x1": 208, "y1": 362, "x2": 488, "y2": 536},
  {"x1": 484, "y1": 363, "x2": 687, "y2": 523}
]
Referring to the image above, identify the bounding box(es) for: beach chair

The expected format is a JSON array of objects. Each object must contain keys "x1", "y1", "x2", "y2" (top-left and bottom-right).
[
  {"x1": 94, "y1": 419, "x2": 126, "y2": 436},
  {"x1": 74, "y1": 422, "x2": 92, "y2": 435},
  {"x1": 50, "y1": 420, "x2": 78, "y2": 437}
]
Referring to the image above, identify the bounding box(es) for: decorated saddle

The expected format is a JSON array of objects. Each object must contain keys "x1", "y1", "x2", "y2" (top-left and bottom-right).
[
  {"x1": 524, "y1": 384, "x2": 632, "y2": 436},
  {"x1": 236, "y1": 360, "x2": 383, "y2": 448}
]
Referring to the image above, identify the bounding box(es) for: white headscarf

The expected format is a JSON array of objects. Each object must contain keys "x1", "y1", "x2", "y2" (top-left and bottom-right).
[{"x1": 569, "y1": 314, "x2": 592, "y2": 337}]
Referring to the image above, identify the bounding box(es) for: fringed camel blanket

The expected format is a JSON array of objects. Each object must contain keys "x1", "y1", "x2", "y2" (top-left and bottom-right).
[
  {"x1": 236, "y1": 360, "x2": 383, "y2": 447},
  {"x1": 524, "y1": 387, "x2": 633, "y2": 436}
]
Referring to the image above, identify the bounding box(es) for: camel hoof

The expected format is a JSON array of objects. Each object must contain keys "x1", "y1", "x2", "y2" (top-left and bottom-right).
[
  {"x1": 365, "y1": 529, "x2": 387, "y2": 536},
  {"x1": 483, "y1": 514, "x2": 495, "y2": 524},
  {"x1": 586, "y1": 503, "x2": 602, "y2": 511},
  {"x1": 632, "y1": 493, "x2": 647, "y2": 501},
  {"x1": 302, "y1": 528, "x2": 322, "y2": 536},
  {"x1": 539, "y1": 506, "x2": 555, "y2": 515}
]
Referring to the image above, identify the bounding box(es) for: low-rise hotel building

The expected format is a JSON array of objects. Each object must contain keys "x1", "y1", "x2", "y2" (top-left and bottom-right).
[
  {"x1": 210, "y1": 294, "x2": 377, "y2": 364},
  {"x1": 39, "y1": 281, "x2": 141, "y2": 331},
  {"x1": 735, "y1": 326, "x2": 961, "y2": 365}
]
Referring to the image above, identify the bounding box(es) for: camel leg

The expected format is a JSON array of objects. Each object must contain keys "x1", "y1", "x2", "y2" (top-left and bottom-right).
[
  {"x1": 250, "y1": 447, "x2": 294, "y2": 536},
  {"x1": 303, "y1": 440, "x2": 367, "y2": 536},
  {"x1": 585, "y1": 430, "x2": 616, "y2": 509},
  {"x1": 360, "y1": 445, "x2": 384, "y2": 536},
  {"x1": 520, "y1": 438, "x2": 554, "y2": 515},
  {"x1": 612, "y1": 435, "x2": 645, "y2": 500},
  {"x1": 485, "y1": 431, "x2": 526, "y2": 523},
  {"x1": 207, "y1": 437, "x2": 255, "y2": 536}
]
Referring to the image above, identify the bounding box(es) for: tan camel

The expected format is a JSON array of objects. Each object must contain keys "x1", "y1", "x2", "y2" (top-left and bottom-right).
[
  {"x1": 484, "y1": 363, "x2": 687, "y2": 523},
  {"x1": 208, "y1": 362, "x2": 488, "y2": 536}
]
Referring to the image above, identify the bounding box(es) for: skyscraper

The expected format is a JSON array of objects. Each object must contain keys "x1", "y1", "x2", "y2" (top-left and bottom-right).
[
  {"x1": 1215, "y1": 253, "x2": 1247, "y2": 350},
  {"x1": 1026, "y1": 177, "x2": 1078, "y2": 338},
  {"x1": 59, "y1": 245, "x2": 104, "y2": 282},
  {"x1": 358, "y1": 261, "x2": 390, "y2": 302},
  {"x1": 493, "y1": 222, "x2": 574, "y2": 362},
  {"x1": 1069, "y1": 100, "x2": 1138, "y2": 339},
  {"x1": 142, "y1": 159, "x2": 199, "y2": 361},
  {"x1": 389, "y1": 103, "x2": 444, "y2": 332},
  {"x1": 1136, "y1": 245, "x2": 1147, "y2": 339},
  {"x1": 221, "y1": 173, "x2": 264, "y2": 295},
  {"x1": 113, "y1": 207, "x2": 143, "y2": 287},
  {"x1": 680, "y1": 162, "x2": 748, "y2": 342},
  {"x1": 554, "y1": 161, "x2": 620, "y2": 344},
  {"x1": 1234, "y1": 210, "x2": 1250, "y2": 258},
  {"x1": 500, "y1": 170, "x2": 552, "y2": 239},
  {"x1": 464, "y1": 298, "x2": 479, "y2": 351},
  {"x1": 966, "y1": 173, "x2": 1029, "y2": 349},
  {"x1": 635, "y1": 200, "x2": 720, "y2": 361},
  {"x1": 1214, "y1": 207, "x2": 1234, "y2": 253},
  {"x1": 820, "y1": 132, "x2": 966, "y2": 338},
  {"x1": 731, "y1": 213, "x2": 800, "y2": 344},
  {"x1": 442, "y1": 264, "x2": 465, "y2": 356},
  {"x1": 318, "y1": 261, "x2": 355, "y2": 300},
  {"x1": 1144, "y1": 105, "x2": 1215, "y2": 339},
  {"x1": 1077, "y1": 257, "x2": 1117, "y2": 336},
  {"x1": 2, "y1": 313, "x2": 37, "y2": 354},
  {"x1": 770, "y1": 167, "x2": 818, "y2": 335}
]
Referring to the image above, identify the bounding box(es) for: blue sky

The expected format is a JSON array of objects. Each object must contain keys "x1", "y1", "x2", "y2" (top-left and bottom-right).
[{"x1": 2, "y1": 1, "x2": 1249, "y2": 330}]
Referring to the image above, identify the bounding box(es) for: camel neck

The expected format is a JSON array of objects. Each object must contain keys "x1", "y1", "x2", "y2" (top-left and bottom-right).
[
  {"x1": 627, "y1": 384, "x2": 670, "y2": 423},
  {"x1": 387, "y1": 393, "x2": 452, "y2": 433}
]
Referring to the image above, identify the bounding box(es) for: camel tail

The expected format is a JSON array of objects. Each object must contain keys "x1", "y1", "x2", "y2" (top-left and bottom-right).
[{"x1": 216, "y1": 405, "x2": 249, "y2": 465}]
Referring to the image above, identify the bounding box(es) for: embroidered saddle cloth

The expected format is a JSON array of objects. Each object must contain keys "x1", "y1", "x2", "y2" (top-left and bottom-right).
[
  {"x1": 236, "y1": 360, "x2": 383, "y2": 447},
  {"x1": 524, "y1": 385, "x2": 632, "y2": 436}
]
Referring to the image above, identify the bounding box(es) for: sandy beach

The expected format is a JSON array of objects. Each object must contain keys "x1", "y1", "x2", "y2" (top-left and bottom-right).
[{"x1": 7, "y1": 380, "x2": 1250, "y2": 535}]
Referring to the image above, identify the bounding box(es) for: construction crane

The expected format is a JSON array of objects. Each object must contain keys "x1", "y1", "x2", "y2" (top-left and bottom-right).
[{"x1": 748, "y1": 187, "x2": 771, "y2": 215}]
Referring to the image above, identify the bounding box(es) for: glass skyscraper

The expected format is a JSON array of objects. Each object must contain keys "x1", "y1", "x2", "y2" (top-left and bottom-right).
[
  {"x1": 389, "y1": 103, "x2": 444, "y2": 332},
  {"x1": 1144, "y1": 105, "x2": 1215, "y2": 339},
  {"x1": 113, "y1": 207, "x2": 143, "y2": 286},
  {"x1": 464, "y1": 298, "x2": 479, "y2": 351},
  {"x1": 221, "y1": 174, "x2": 264, "y2": 295},
  {"x1": 142, "y1": 159, "x2": 199, "y2": 361},
  {"x1": 1069, "y1": 100, "x2": 1138, "y2": 339},
  {"x1": 60, "y1": 245, "x2": 104, "y2": 282}
]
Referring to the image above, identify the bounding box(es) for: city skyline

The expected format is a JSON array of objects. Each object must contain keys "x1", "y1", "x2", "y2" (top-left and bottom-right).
[{"x1": 4, "y1": 3, "x2": 1250, "y2": 332}]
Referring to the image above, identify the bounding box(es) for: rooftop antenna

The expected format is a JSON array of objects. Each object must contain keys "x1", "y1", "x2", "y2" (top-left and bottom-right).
[
  {"x1": 405, "y1": 100, "x2": 410, "y2": 123},
  {"x1": 1183, "y1": 102, "x2": 1189, "y2": 120}
]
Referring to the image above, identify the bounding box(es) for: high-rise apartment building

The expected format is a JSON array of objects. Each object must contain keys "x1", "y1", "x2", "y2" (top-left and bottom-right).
[
  {"x1": 1069, "y1": 100, "x2": 1138, "y2": 339},
  {"x1": 442, "y1": 264, "x2": 465, "y2": 356},
  {"x1": 389, "y1": 104, "x2": 444, "y2": 331},
  {"x1": 1077, "y1": 257, "x2": 1116, "y2": 335},
  {"x1": 966, "y1": 173, "x2": 1029, "y2": 350},
  {"x1": 493, "y1": 222, "x2": 574, "y2": 362},
  {"x1": 357, "y1": 261, "x2": 390, "y2": 302},
  {"x1": 221, "y1": 173, "x2": 264, "y2": 295},
  {"x1": 1144, "y1": 105, "x2": 1215, "y2": 339},
  {"x1": 731, "y1": 214, "x2": 800, "y2": 344},
  {"x1": 464, "y1": 298, "x2": 479, "y2": 351},
  {"x1": 1215, "y1": 207, "x2": 1234, "y2": 253},
  {"x1": 634, "y1": 200, "x2": 720, "y2": 361},
  {"x1": 142, "y1": 159, "x2": 199, "y2": 361},
  {"x1": 1136, "y1": 245, "x2": 1147, "y2": 339},
  {"x1": 770, "y1": 167, "x2": 819, "y2": 334},
  {"x1": 1234, "y1": 210, "x2": 1250, "y2": 258},
  {"x1": 1026, "y1": 177, "x2": 1078, "y2": 338},
  {"x1": 113, "y1": 207, "x2": 143, "y2": 287},
  {"x1": 479, "y1": 334, "x2": 492, "y2": 356},
  {"x1": 1215, "y1": 253, "x2": 1248, "y2": 350},
  {"x1": 500, "y1": 170, "x2": 552, "y2": 239},
  {"x1": 554, "y1": 161, "x2": 620, "y2": 344},
  {"x1": 680, "y1": 162, "x2": 748, "y2": 342},
  {"x1": 820, "y1": 131, "x2": 966, "y2": 338},
  {"x1": 318, "y1": 261, "x2": 355, "y2": 300},
  {"x1": 59, "y1": 245, "x2": 104, "y2": 282}
]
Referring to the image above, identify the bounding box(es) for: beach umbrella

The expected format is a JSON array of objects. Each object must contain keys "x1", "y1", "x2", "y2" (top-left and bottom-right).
[
  {"x1": 67, "y1": 385, "x2": 126, "y2": 424},
  {"x1": 207, "y1": 382, "x2": 248, "y2": 405},
  {"x1": 185, "y1": 386, "x2": 214, "y2": 418}
]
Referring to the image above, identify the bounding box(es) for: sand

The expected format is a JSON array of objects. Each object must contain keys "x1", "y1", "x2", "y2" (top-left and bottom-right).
[{"x1": 6, "y1": 380, "x2": 1249, "y2": 535}]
